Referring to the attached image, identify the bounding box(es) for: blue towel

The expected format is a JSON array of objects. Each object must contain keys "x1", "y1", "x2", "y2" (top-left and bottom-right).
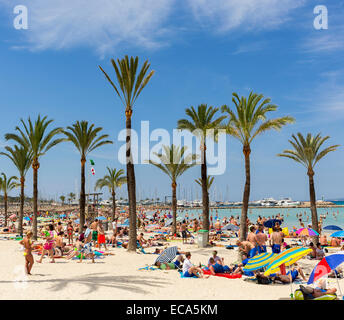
[{"x1": 178, "y1": 270, "x2": 198, "y2": 278}]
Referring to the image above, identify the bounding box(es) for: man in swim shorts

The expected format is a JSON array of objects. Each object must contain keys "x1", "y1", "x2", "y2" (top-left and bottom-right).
[
  {"x1": 270, "y1": 227, "x2": 283, "y2": 253},
  {"x1": 208, "y1": 258, "x2": 231, "y2": 275},
  {"x1": 256, "y1": 224, "x2": 268, "y2": 253},
  {"x1": 90, "y1": 219, "x2": 99, "y2": 246}
]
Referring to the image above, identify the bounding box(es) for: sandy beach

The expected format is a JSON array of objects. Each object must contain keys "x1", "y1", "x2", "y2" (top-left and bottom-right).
[{"x1": 2, "y1": 234, "x2": 343, "y2": 300}]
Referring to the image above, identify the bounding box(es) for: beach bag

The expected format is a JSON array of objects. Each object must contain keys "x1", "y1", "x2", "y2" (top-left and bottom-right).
[{"x1": 256, "y1": 274, "x2": 272, "y2": 285}]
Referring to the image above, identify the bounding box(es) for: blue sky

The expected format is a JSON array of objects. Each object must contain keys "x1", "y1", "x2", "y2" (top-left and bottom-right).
[{"x1": 0, "y1": 0, "x2": 343, "y2": 202}]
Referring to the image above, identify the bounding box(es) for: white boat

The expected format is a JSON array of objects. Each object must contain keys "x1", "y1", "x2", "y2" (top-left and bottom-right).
[
  {"x1": 256, "y1": 198, "x2": 278, "y2": 207},
  {"x1": 276, "y1": 197, "x2": 300, "y2": 206}
]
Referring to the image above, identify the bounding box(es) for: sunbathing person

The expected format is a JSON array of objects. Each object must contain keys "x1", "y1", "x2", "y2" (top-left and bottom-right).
[
  {"x1": 182, "y1": 252, "x2": 205, "y2": 278},
  {"x1": 155, "y1": 261, "x2": 177, "y2": 270},
  {"x1": 273, "y1": 264, "x2": 307, "y2": 283},
  {"x1": 208, "y1": 258, "x2": 231, "y2": 275},
  {"x1": 300, "y1": 279, "x2": 337, "y2": 298},
  {"x1": 207, "y1": 250, "x2": 223, "y2": 267}
]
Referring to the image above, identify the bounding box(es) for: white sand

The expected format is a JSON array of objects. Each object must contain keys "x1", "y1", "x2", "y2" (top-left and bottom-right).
[{"x1": 1, "y1": 237, "x2": 343, "y2": 300}]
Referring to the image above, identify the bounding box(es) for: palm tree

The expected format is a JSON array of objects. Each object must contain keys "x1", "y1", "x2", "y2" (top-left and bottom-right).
[
  {"x1": 63, "y1": 121, "x2": 113, "y2": 231},
  {"x1": 99, "y1": 55, "x2": 154, "y2": 251},
  {"x1": 95, "y1": 167, "x2": 127, "y2": 219},
  {"x1": 178, "y1": 104, "x2": 225, "y2": 232},
  {"x1": 221, "y1": 92, "x2": 294, "y2": 243},
  {"x1": 0, "y1": 145, "x2": 33, "y2": 235},
  {"x1": 149, "y1": 145, "x2": 197, "y2": 234},
  {"x1": 68, "y1": 192, "x2": 76, "y2": 205},
  {"x1": 59, "y1": 195, "x2": 66, "y2": 206},
  {"x1": 195, "y1": 175, "x2": 214, "y2": 191},
  {"x1": 278, "y1": 133, "x2": 339, "y2": 242},
  {"x1": 0, "y1": 173, "x2": 19, "y2": 227},
  {"x1": 5, "y1": 115, "x2": 64, "y2": 239}
]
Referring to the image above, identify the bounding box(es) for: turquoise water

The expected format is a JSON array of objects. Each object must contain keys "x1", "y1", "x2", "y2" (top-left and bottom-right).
[{"x1": 161, "y1": 207, "x2": 344, "y2": 230}]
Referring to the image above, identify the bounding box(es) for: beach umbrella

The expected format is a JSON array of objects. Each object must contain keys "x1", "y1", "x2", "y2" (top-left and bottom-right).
[
  {"x1": 74, "y1": 219, "x2": 80, "y2": 224},
  {"x1": 264, "y1": 247, "x2": 312, "y2": 276},
  {"x1": 9, "y1": 214, "x2": 17, "y2": 220},
  {"x1": 59, "y1": 214, "x2": 66, "y2": 218},
  {"x1": 307, "y1": 252, "x2": 344, "y2": 298},
  {"x1": 263, "y1": 219, "x2": 282, "y2": 228},
  {"x1": 24, "y1": 217, "x2": 31, "y2": 221},
  {"x1": 155, "y1": 246, "x2": 178, "y2": 264},
  {"x1": 222, "y1": 224, "x2": 239, "y2": 231},
  {"x1": 296, "y1": 228, "x2": 319, "y2": 237},
  {"x1": 97, "y1": 216, "x2": 106, "y2": 221},
  {"x1": 323, "y1": 225, "x2": 343, "y2": 231},
  {"x1": 331, "y1": 231, "x2": 344, "y2": 238},
  {"x1": 165, "y1": 219, "x2": 173, "y2": 227},
  {"x1": 243, "y1": 252, "x2": 277, "y2": 272},
  {"x1": 264, "y1": 247, "x2": 312, "y2": 299}
]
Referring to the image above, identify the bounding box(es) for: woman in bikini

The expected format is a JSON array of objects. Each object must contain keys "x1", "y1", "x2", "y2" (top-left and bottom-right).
[
  {"x1": 19, "y1": 231, "x2": 34, "y2": 275},
  {"x1": 37, "y1": 224, "x2": 55, "y2": 263},
  {"x1": 66, "y1": 221, "x2": 74, "y2": 245}
]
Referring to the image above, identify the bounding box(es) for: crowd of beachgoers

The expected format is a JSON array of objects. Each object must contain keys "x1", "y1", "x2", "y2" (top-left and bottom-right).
[{"x1": 1, "y1": 205, "x2": 344, "y2": 300}]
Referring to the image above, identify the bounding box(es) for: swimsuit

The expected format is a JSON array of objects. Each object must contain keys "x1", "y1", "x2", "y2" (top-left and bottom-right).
[
  {"x1": 98, "y1": 234, "x2": 105, "y2": 244},
  {"x1": 258, "y1": 245, "x2": 267, "y2": 254},
  {"x1": 92, "y1": 231, "x2": 98, "y2": 241},
  {"x1": 272, "y1": 244, "x2": 281, "y2": 254},
  {"x1": 287, "y1": 270, "x2": 299, "y2": 282}
]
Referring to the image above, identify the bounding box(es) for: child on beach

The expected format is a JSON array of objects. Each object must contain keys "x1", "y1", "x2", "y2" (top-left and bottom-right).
[{"x1": 19, "y1": 231, "x2": 34, "y2": 275}]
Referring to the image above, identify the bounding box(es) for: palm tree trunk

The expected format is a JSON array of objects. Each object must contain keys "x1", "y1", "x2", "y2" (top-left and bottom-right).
[
  {"x1": 126, "y1": 110, "x2": 137, "y2": 252},
  {"x1": 240, "y1": 145, "x2": 251, "y2": 243},
  {"x1": 172, "y1": 181, "x2": 177, "y2": 235},
  {"x1": 112, "y1": 190, "x2": 116, "y2": 220},
  {"x1": 4, "y1": 194, "x2": 7, "y2": 227},
  {"x1": 19, "y1": 177, "x2": 25, "y2": 236},
  {"x1": 308, "y1": 168, "x2": 319, "y2": 243},
  {"x1": 32, "y1": 158, "x2": 39, "y2": 240},
  {"x1": 201, "y1": 144, "x2": 209, "y2": 232},
  {"x1": 80, "y1": 158, "x2": 86, "y2": 232}
]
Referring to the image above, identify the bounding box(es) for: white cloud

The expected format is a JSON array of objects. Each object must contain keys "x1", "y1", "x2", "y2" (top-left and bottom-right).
[
  {"x1": 4, "y1": 0, "x2": 175, "y2": 55},
  {"x1": 303, "y1": 26, "x2": 344, "y2": 53},
  {"x1": 186, "y1": 0, "x2": 306, "y2": 33}
]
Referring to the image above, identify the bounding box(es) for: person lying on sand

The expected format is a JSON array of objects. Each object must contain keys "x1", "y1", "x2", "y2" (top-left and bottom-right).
[
  {"x1": 300, "y1": 279, "x2": 337, "y2": 298},
  {"x1": 271, "y1": 263, "x2": 307, "y2": 284},
  {"x1": 79, "y1": 241, "x2": 95, "y2": 263}
]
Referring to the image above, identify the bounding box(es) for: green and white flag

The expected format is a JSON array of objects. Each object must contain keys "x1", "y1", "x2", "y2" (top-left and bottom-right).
[{"x1": 90, "y1": 159, "x2": 95, "y2": 165}]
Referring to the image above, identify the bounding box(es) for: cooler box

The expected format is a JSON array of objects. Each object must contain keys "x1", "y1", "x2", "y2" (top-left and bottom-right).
[{"x1": 197, "y1": 229, "x2": 209, "y2": 248}]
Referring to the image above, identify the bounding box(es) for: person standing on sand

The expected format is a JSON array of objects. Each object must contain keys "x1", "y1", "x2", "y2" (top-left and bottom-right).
[
  {"x1": 247, "y1": 226, "x2": 258, "y2": 256},
  {"x1": 181, "y1": 220, "x2": 187, "y2": 244},
  {"x1": 66, "y1": 221, "x2": 74, "y2": 245},
  {"x1": 19, "y1": 231, "x2": 34, "y2": 275},
  {"x1": 97, "y1": 221, "x2": 107, "y2": 250},
  {"x1": 90, "y1": 219, "x2": 99, "y2": 247},
  {"x1": 256, "y1": 224, "x2": 268, "y2": 253},
  {"x1": 214, "y1": 219, "x2": 222, "y2": 241},
  {"x1": 270, "y1": 227, "x2": 283, "y2": 254},
  {"x1": 38, "y1": 224, "x2": 55, "y2": 263}
]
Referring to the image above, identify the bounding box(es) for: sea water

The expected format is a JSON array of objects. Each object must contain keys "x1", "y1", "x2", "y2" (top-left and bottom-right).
[{"x1": 161, "y1": 207, "x2": 344, "y2": 230}]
